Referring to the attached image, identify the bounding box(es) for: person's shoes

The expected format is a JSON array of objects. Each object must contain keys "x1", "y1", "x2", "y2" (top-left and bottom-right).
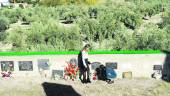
[
  {"x1": 82, "y1": 79, "x2": 87, "y2": 84},
  {"x1": 86, "y1": 78, "x2": 91, "y2": 83},
  {"x1": 79, "y1": 77, "x2": 82, "y2": 81},
  {"x1": 107, "y1": 80, "x2": 114, "y2": 84},
  {"x1": 106, "y1": 79, "x2": 111, "y2": 83}
]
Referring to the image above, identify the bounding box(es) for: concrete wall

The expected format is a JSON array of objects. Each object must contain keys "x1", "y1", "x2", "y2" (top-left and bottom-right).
[{"x1": 0, "y1": 54, "x2": 168, "y2": 78}]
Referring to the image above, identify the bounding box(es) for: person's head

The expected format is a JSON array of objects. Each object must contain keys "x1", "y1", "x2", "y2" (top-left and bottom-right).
[{"x1": 83, "y1": 44, "x2": 90, "y2": 52}]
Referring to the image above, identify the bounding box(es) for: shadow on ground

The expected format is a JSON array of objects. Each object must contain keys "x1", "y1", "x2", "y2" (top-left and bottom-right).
[
  {"x1": 42, "y1": 82, "x2": 81, "y2": 96},
  {"x1": 162, "y1": 50, "x2": 170, "y2": 82}
]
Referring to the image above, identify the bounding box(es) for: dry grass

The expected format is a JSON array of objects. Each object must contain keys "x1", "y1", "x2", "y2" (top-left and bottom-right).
[{"x1": 0, "y1": 77, "x2": 170, "y2": 96}]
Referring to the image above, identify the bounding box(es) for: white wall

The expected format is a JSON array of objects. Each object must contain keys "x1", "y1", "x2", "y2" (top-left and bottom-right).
[{"x1": 0, "y1": 54, "x2": 167, "y2": 78}]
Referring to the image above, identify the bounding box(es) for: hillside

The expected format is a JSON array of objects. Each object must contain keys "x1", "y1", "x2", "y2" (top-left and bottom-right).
[{"x1": 0, "y1": 0, "x2": 170, "y2": 51}]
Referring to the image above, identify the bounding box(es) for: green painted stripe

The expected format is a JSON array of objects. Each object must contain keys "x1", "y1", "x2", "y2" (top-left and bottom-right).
[{"x1": 0, "y1": 50, "x2": 162, "y2": 56}]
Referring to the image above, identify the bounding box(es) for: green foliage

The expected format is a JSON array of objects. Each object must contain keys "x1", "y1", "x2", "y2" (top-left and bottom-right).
[
  {"x1": 7, "y1": 27, "x2": 27, "y2": 51},
  {"x1": 84, "y1": 0, "x2": 100, "y2": 5},
  {"x1": 40, "y1": 0, "x2": 64, "y2": 6},
  {"x1": 15, "y1": 0, "x2": 38, "y2": 4},
  {"x1": 0, "y1": 32, "x2": 7, "y2": 41},
  {"x1": 0, "y1": 11, "x2": 10, "y2": 41},
  {"x1": 138, "y1": 0, "x2": 165, "y2": 17},
  {"x1": 6, "y1": 19, "x2": 82, "y2": 51},
  {"x1": 0, "y1": 8, "x2": 24, "y2": 25},
  {"x1": 58, "y1": 5, "x2": 87, "y2": 21},
  {"x1": 1, "y1": 0, "x2": 170, "y2": 51},
  {"x1": 39, "y1": 0, "x2": 102, "y2": 6},
  {"x1": 161, "y1": 9, "x2": 170, "y2": 31},
  {"x1": 113, "y1": 5, "x2": 142, "y2": 29},
  {"x1": 0, "y1": 17, "x2": 9, "y2": 32},
  {"x1": 136, "y1": 24, "x2": 169, "y2": 50}
]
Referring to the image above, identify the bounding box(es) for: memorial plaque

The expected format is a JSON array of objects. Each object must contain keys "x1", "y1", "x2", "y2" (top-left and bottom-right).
[
  {"x1": 69, "y1": 58, "x2": 78, "y2": 66},
  {"x1": 52, "y1": 70, "x2": 64, "y2": 78},
  {"x1": 1, "y1": 61, "x2": 14, "y2": 71},
  {"x1": 106, "y1": 62, "x2": 117, "y2": 69},
  {"x1": 153, "y1": 65, "x2": 162, "y2": 70},
  {"x1": 38, "y1": 59, "x2": 49, "y2": 70},
  {"x1": 122, "y1": 71, "x2": 132, "y2": 79},
  {"x1": 91, "y1": 62, "x2": 101, "y2": 70},
  {"x1": 18, "y1": 61, "x2": 33, "y2": 71}
]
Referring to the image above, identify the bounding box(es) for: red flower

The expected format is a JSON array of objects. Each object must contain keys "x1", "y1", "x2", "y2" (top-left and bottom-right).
[{"x1": 64, "y1": 62, "x2": 79, "y2": 80}]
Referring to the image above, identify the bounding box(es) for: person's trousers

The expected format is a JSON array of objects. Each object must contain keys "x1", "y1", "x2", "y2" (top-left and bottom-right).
[
  {"x1": 79, "y1": 65, "x2": 90, "y2": 80},
  {"x1": 86, "y1": 65, "x2": 90, "y2": 79}
]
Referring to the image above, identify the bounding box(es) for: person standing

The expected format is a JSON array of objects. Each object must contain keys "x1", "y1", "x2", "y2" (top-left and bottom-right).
[{"x1": 78, "y1": 44, "x2": 91, "y2": 83}]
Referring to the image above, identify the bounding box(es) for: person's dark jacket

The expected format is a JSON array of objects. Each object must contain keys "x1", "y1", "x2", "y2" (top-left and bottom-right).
[{"x1": 78, "y1": 51, "x2": 90, "y2": 71}]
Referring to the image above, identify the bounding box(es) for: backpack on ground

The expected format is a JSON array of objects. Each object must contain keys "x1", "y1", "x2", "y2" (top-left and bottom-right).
[{"x1": 96, "y1": 65, "x2": 107, "y2": 81}]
